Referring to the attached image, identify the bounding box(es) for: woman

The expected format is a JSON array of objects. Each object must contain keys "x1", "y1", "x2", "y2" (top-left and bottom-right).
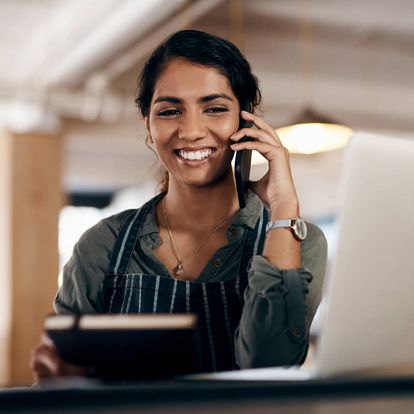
[{"x1": 31, "y1": 29, "x2": 327, "y2": 379}]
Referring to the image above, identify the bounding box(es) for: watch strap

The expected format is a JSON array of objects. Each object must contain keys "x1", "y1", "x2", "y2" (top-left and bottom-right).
[{"x1": 265, "y1": 218, "x2": 294, "y2": 234}]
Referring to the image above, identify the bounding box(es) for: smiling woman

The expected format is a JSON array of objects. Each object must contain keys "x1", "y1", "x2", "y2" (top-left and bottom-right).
[
  {"x1": 31, "y1": 30, "x2": 327, "y2": 379},
  {"x1": 146, "y1": 59, "x2": 239, "y2": 192}
]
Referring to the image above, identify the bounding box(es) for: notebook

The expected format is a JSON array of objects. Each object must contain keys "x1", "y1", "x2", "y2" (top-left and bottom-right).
[
  {"x1": 45, "y1": 313, "x2": 202, "y2": 380},
  {"x1": 190, "y1": 132, "x2": 414, "y2": 380}
]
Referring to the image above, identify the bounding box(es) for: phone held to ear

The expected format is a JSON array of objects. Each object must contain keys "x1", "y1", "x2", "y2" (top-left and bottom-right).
[{"x1": 234, "y1": 107, "x2": 253, "y2": 209}]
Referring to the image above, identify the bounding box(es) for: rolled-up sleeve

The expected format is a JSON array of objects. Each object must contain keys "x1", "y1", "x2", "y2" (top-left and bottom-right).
[{"x1": 234, "y1": 223, "x2": 327, "y2": 368}]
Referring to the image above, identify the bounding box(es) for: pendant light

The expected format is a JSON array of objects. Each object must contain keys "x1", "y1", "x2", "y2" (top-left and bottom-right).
[
  {"x1": 276, "y1": 107, "x2": 353, "y2": 155},
  {"x1": 275, "y1": 0, "x2": 353, "y2": 156}
]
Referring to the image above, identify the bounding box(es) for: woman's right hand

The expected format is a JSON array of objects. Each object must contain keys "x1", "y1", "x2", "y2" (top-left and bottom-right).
[{"x1": 30, "y1": 333, "x2": 91, "y2": 381}]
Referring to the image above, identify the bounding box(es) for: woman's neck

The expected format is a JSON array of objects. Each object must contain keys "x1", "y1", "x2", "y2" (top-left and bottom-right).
[{"x1": 161, "y1": 170, "x2": 239, "y2": 231}]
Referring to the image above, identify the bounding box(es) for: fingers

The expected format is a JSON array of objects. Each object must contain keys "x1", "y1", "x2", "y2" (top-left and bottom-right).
[
  {"x1": 241, "y1": 110, "x2": 276, "y2": 136},
  {"x1": 30, "y1": 341, "x2": 60, "y2": 380},
  {"x1": 41, "y1": 333, "x2": 55, "y2": 347},
  {"x1": 231, "y1": 111, "x2": 284, "y2": 147},
  {"x1": 230, "y1": 140, "x2": 288, "y2": 163},
  {"x1": 31, "y1": 334, "x2": 91, "y2": 380},
  {"x1": 232, "y1": 123, "x2": 276, "y2": 143},
  {"x1": 230, "y1": 111, "x2": 288, "y2": 160},
  {"x1": 231, "y1": 127, "x2": 275, "y2": 145}
]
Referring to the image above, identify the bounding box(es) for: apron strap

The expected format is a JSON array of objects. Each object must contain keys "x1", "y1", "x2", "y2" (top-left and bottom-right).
[
  {"x1": 238, "y1": 205, "x2": 268, "y2": 274},
  {"x1": 107, "y1": 193, "x2": 164, "y2": 275}
]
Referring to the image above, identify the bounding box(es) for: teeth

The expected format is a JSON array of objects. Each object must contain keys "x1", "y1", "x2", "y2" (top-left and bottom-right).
[{"x1": 178, "y1": 149, "x2": 212, "y2": 161}]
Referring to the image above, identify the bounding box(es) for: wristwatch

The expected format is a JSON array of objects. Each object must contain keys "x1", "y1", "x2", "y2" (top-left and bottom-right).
[{"x1": 265, "y1": 217, "x2": 308, "y2": 241}]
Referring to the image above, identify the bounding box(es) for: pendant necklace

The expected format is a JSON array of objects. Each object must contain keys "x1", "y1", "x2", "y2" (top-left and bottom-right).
[{"x1": 162, "y1": 198, "x2": 238, "y2": 277}]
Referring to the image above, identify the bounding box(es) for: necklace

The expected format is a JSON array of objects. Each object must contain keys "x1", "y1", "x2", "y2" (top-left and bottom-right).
[{"x1": 161, "y1": 198, "x2": 238, "y2": 277}]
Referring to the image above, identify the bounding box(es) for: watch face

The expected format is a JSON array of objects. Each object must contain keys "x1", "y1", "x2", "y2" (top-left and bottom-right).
[{"x1": 294, "y1": 218, "x2": 308, "y2": 240}]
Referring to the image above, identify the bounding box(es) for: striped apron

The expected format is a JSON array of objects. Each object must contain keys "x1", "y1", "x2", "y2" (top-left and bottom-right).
[{"x1": 102, "y1": 194, "x2": 268, "y2": 372}]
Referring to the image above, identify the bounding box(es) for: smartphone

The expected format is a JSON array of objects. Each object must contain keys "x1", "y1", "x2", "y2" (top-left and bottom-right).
[{"x1": 234, "y1": 105, "x2": 253, "y2": 209}]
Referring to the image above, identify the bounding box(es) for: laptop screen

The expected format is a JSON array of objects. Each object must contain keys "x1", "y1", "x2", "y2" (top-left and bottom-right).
[{"x1": 316, "y1": 132, "x2": 414, "y2": 377}]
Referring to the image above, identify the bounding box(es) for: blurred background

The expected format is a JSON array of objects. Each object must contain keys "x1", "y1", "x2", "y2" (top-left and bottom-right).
[{"x1": 1, "y1": 0, "x2": 414, "y2": 385}]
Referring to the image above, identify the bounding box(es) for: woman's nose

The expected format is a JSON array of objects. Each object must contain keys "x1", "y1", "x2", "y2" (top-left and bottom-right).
[{"x1": 178, "y1": 111, "x2": 207, "y2": 142}]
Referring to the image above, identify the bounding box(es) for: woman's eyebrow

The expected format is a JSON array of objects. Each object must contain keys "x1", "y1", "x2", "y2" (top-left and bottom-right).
[
  {"x1": 199, "y1": 93, "x2": 234, "y2": 103},
  {"x1": 154, "y1": 96, "x2": 181, "y2": 104},
  {"x1": 153, "y1": 93, "x2": 234, "y2": 105}
]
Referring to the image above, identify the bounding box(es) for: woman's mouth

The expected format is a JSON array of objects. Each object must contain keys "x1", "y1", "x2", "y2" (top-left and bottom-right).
[{"x1": 176, "y1": 148, "x2": 213, "y2": 161}]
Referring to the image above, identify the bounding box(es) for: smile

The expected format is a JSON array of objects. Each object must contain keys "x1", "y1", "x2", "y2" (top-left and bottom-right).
[{"x1": 177, "y1": 148, "x2": 213, "y2": 161}]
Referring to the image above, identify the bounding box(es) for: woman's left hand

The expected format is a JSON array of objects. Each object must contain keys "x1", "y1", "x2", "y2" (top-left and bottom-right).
[{"x1": 230, "y1": 110, "x2": 299, "y2": 214}]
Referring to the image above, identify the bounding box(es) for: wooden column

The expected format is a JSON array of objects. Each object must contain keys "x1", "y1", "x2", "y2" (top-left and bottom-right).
[{"x1": 0, "y1": 129, "x2": 63, "y2": 385}]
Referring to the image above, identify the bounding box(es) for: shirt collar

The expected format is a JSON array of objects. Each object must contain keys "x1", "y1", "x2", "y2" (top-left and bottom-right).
[
  {"x1": 137, "y1": 190, "x2": 263, "y2": 238},
  {"x1": 232, "y1": 190, "x2": 262, "y2": 229}
]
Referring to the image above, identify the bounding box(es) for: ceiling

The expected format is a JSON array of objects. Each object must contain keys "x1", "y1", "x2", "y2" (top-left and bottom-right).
[{"x1": 1, "y1": 0, "x2": 413, "y2": 219}]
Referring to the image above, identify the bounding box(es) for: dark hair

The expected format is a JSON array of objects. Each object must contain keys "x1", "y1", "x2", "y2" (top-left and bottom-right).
[
  {"x1": 135, "y1": 30, "x2": 262, "y2": 192},
  {"x1": 136, "y1": 29, "x2": 261, "y2": 116}
]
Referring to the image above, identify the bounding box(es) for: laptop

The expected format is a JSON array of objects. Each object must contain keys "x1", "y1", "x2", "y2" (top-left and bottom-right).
[{"x1": 190, "y1": 132, "x2": 414, "y2": 380}]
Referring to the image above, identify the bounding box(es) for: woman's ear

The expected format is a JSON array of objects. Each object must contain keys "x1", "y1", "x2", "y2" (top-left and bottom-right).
[{"x1": 144, "y1": 117, "x2": 153, "y2": 143}]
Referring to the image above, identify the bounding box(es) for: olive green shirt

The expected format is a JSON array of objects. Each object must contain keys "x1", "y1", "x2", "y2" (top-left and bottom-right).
[{"x1": 55, "y1": 191, "x2": 327, "y2": 368}]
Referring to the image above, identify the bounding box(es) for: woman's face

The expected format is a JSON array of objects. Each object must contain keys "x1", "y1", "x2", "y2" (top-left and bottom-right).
[{"x1": 145, "y1": 58, "x2": 240, "y2": 189}]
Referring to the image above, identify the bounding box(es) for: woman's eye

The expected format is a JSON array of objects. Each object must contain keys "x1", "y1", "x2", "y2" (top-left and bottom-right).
[
  {"x1": 158, "y1": 109, "x2": 180, "y2": 117},
  {"x1": 205, "y1": 107, "x2": 228, "y2": 114}
]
